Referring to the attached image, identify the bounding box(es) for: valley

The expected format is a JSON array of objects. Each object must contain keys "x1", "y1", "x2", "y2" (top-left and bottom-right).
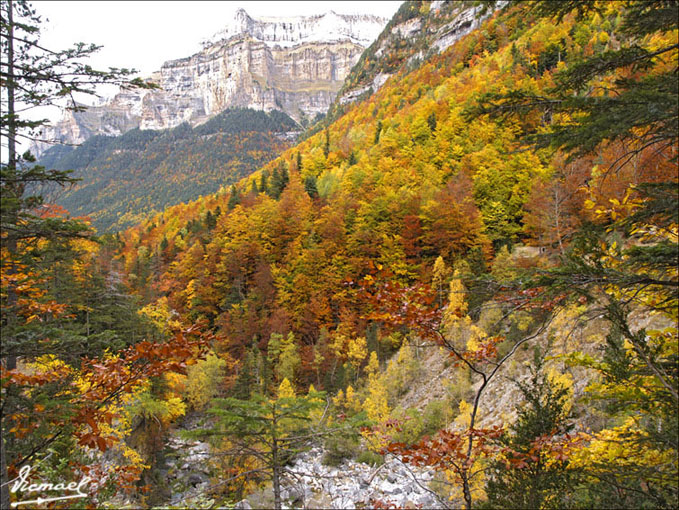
[{"x1": 2, "y1": 1, "x2": 677, "y2": 509}]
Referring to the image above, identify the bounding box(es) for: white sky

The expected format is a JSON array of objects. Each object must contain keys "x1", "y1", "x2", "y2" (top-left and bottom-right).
[{"x1": 33, "y1": 1, "x2": 402, "y2": 82}]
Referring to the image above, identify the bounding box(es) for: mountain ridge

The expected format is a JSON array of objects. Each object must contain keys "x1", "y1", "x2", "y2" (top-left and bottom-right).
[{"x1": 33, "y1": 8, "x2": 389, "y2": 157}]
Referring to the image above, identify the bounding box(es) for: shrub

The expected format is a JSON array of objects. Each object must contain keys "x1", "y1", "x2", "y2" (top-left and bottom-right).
[
  {"x1": 322, "y1": 434, "x2": 360, "y2": 466},
  {"x1": 356, "y1": 450, "x2": 384, "y2": 467}
]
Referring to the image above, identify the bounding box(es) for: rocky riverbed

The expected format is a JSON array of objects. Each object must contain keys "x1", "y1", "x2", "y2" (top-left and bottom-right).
[
  {"x1": 237, "y1": 446, "x2": 445, "y2": 509},
  {"x1": 161, "y1": 420, "x2": 447, "y2": 509}
]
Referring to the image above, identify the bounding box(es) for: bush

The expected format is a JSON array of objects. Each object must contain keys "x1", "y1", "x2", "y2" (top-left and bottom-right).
[
  {"x1": 322, "y1": 434, "x2": 359, "y2": 466},
  {"x1": 421, "y1": 400, "x2": 453, "y2": 437},
  {"x1": 356, "y1": 450, "x2": 384, "y2": 467}
]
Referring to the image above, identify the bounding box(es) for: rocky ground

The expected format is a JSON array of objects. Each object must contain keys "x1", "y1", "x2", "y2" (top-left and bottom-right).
[
  {"x1": 161, "y1": 427, "x2": 446, "y2": 509},
  {"x1": 238, "y1": 446, "x2": 444, "y2": 509}
]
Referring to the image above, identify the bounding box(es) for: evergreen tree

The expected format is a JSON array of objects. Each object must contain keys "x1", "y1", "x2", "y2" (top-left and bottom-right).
[
  {"x1": 374, "y1": 120, "x2": 383, "y2": 144},
  {"x1": 323, "y1": 129, "x2": 330, "y2": 158},
  {"x1": 227, "y1": 184, "x2": 241, "y2": 210},
  {"x1": 204, "y1": 210, "x2": 217, "y2": 230},
  {"x1": 259, "y1": 169, "x2": 269, "y2": 194},
  {"x1": 485, "y1": 349, "x2": 576, "y2": 509},
  {"x1": 304, "y1": 175, "x2": 319, "y2": 199},
  {"x1": 0, "y1": 2, "x2": 155, "y2": 505},
  {"x1": 188, "y1": 384, "x2": 326, "y2": 510}
]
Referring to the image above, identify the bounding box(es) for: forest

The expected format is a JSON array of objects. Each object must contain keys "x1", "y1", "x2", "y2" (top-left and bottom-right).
[
  {"x1": 39, "y1": 108, "x2": 299, "y2": 232},
  {"x1": 1, "y1": 0, "x2": 677, "y2": 509}
]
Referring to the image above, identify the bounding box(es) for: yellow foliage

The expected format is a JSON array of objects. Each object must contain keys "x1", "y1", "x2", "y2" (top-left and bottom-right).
[
  {"x1": 345, "y1": 385, "x2": 362, "y2": 414},
  {"x1": 363, "y1": 377, "x2": 390, "y2": 424},
  {"x1": 455, "y1": 399, "x2": 474, "y2": 429},
  {"x1": 347, "y1": 336, "x2": 368, "y2": 370},
  {"x1": 546, "y1": 368, "x2": 574, "y2": 414},
  {"x1": 185, "y1": 352, "x2": 227, "y2": 410},
  {"x1": 164, "y1": 397, "x2": 187, "y2": 423},
  {"x1": 165, "y1": 371, "x2": 187, "y2": 395},
  {"x1": 138, "y1": 297, "x2": 181, "y2": 334},
  {"x1": 332, "y1": 389, "x2": 345, "y2": 408},
  {"x1": 445, "y1": 271, "x2": 468, "y2": 326},
  {"x1": 307, "y1": 384, "x2": 325, "y2": 424},
  {"x1": 569, "y1": 417, "x2": 675, "y2": 476},
  {"x1": 366, "y1": 351, "x2": 380, "y2": 378},
  {"x1": 278, "y1": 377, "x2": 296, "y2": 399}
]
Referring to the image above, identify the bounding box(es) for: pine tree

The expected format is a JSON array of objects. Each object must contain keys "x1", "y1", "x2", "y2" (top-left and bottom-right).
[
  {"x1": 1, "y1": 2, "x2": 155, "y2": 505},
  {"x1": 188, "y1": 385, "x2": 326, "y2": 510},
  {"x1": 485, "y1": 349, "x2": 576, "y2": 509},
  {"x1": 227, "y1": 184, "x2": 241, "y2": 210},
  {"x1": 304, "y1": 175, "x2": 319, "y2": 199}
]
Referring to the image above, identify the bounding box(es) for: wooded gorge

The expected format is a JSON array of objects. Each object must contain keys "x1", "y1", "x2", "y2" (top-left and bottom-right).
[{"x1": 2, "y1": 1, "x2": 677, "y2": 509}]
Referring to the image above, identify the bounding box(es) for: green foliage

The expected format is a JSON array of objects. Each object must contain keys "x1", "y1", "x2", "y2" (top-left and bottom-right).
[
  {"x1": 356, "y1": 450, "x2": 384, "y2": 467},
  {"x1": 322, "y1": 432, "x2": 360, "y2": 467},
  {"x1": 40, "y1": 109, "x2": 297, "y2": 232},
  {"x1": 484, "y1": 349, "x2": 576, "y2": 509}
]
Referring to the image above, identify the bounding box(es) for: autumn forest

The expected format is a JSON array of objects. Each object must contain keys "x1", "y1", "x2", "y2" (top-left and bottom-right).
[{"x1": 1, "y1": 1, "x2": 677, "y2": 509}]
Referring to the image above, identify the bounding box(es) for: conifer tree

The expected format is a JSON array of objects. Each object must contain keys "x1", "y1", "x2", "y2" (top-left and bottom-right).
[
  {"x1": 188, "y1": 384, "x2": 326, "y2": 510},
  {"x1": 485, "y1": 349, "x2": 576, "y2": 509},
  {"x1": 1, "y1": 2, "x2": 156, "y2": 505}
]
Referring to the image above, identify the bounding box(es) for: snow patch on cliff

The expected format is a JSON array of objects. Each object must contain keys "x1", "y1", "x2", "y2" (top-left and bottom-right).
[{"x1": 205, "y1": 8, "x2": 388, "y2": 49}]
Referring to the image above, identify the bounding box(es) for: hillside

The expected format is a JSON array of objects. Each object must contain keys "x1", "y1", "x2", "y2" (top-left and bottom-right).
[
  {"x1": 3, "y1": 1, "x2": 676, "y2": 509},
  {"x1": 39, "y1": 108, "x2": 298, "y2": 232},
  {"x1": 117, "y1": 0, "x2": 677, "y2": 393}
]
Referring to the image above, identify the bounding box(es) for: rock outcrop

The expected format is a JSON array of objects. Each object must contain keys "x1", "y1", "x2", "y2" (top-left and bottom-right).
[
  {"x1": 334, "y1": 1, "x2": 503, "y2": 108},
  {"x1": 34, "y1": 9, "x2": 387, "y2": 157}
]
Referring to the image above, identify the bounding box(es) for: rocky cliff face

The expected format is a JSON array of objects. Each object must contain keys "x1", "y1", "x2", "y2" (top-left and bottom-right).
[
  {"x1": 35, "y1": 9, "x2": 387, "y2": 157},
  {"x1": 334, "y1": 1, "x2": 502, "y2": 108}
]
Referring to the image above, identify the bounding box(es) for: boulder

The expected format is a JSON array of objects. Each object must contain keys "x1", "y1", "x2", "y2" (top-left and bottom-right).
[{"x1": 187, "y1": 473, "x2": 208, "y2": 486}]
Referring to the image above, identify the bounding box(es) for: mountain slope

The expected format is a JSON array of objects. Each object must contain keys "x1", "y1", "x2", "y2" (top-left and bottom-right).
[
  {"x1": 302, "y1": 0, "x2": 499, "y2": 138},
  {"x1": 42, "y1": 108, "x2": 297, "y2": 232},
  {"x1": 116, "y1": 0, "x2": 675, "y2": 356}
]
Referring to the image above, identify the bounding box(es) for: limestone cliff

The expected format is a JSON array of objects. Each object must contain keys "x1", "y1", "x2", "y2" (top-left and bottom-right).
[
  {"x1": 35, "y1": 9, "x2": 387, "y2": 156},
  {"x1": 334, "y1": 1, "x2": 502, "y2": 108}
]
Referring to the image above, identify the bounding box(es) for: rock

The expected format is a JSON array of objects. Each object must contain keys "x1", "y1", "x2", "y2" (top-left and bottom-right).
[
  {"x1": 33, "y1": 10, "x2": 389, "y2": 157},
  {"x1": 387, "y1": 473, "x2": 397, "y2": 484},
  {"x1": 187, "y1": 473, "x2": 208, "y2": 486},
  {"x1": 233, "y1": 500, "x2": 252, "y2": 510},
  {"x1": 288, "y1": 486, "x2": 305, "y2": 503}
]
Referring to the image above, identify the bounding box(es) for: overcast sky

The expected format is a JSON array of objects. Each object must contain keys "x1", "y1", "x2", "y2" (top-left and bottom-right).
[{"x1": 33, "y1": 1, "x2": 402, "y2": 80}]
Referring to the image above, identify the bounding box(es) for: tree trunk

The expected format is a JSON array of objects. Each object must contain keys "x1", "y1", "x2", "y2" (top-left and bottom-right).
[
  {"x1": 2, "y1": 2, "x2": 17, "y2": 506},
  {"x1": 272, "y1": 439, "x2": 281, "y2": 510}
]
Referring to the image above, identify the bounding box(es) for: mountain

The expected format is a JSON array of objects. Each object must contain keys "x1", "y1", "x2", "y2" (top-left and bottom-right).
[
  {"x1": 33, "y1": 9, "x2": 388, "y2": 157},
  {"x1": 206, "y1": 8, "x2": 387, "y2": 48},
  {"x1": 8, "y1": 1, "x2": 676, "y2": 509},
  {"x1": 298, "y1": 0, "x2": 499, "y2": 136},
  {"x1": 42, "y1": 108, "x2": 298, "y2": 232}
]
